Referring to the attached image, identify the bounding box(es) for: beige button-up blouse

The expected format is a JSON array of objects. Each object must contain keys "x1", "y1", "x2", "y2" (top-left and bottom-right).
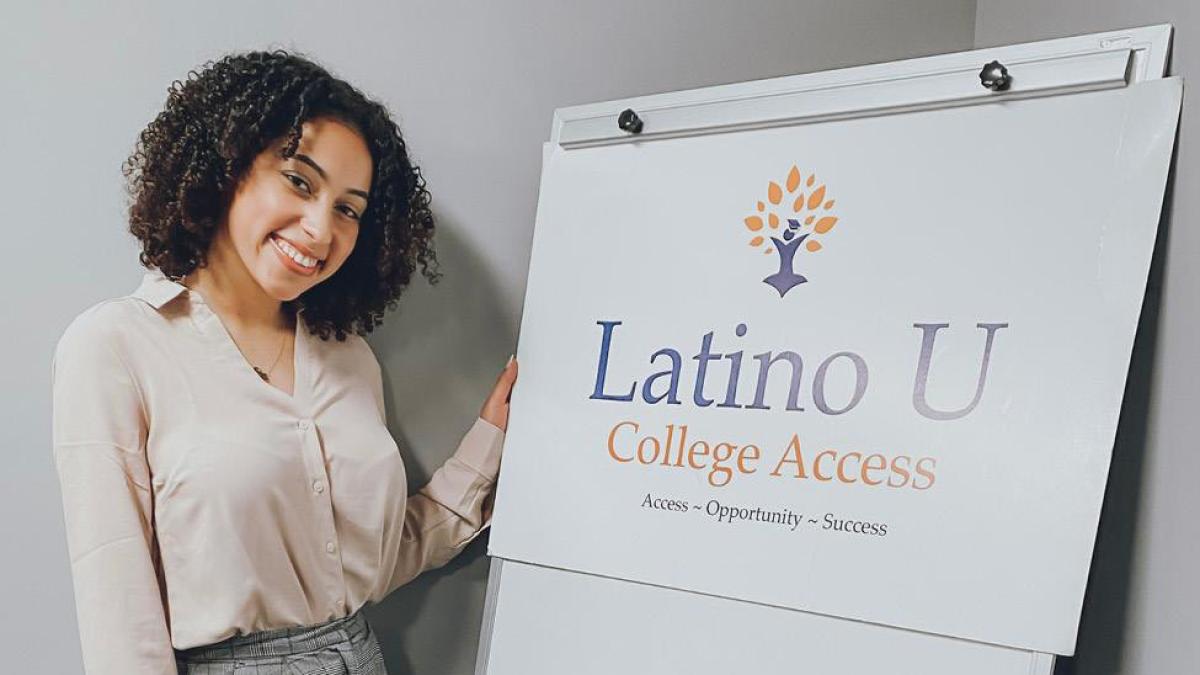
[{"x1": 50, "y1": 269, "x2": 505, "y2": 674}]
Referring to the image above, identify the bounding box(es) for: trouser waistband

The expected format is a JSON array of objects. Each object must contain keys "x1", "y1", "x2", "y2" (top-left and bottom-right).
[{"x1": 175, "y1": 609, "x2": 369, "y2": 662}]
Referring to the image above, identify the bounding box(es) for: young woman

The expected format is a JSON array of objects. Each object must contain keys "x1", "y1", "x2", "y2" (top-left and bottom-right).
[{"x1": 50, "y1": 50, "x2": 518, "y2": 674}]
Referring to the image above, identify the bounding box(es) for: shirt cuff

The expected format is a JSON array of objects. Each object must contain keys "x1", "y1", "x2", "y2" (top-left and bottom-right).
[{"x1": 451, "y1": 416, "x2": 505, "y2": 481}]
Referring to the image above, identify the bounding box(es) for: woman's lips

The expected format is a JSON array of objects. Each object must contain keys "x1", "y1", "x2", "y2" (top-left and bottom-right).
[{"x1": 269, "y1": 234, "x2": 321, "y2": 276}]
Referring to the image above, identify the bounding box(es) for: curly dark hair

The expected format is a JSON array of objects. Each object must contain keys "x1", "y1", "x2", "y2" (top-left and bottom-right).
[{"x1": 122, "y1": 49, "x2": 441, "y2": 341}]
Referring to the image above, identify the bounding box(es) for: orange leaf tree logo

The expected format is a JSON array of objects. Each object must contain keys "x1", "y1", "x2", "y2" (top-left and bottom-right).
[{"x1": 743, "y1": 165, "x2": 839, "y2": 297}]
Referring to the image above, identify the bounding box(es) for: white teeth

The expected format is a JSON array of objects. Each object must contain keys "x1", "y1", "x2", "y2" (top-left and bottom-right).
[{"x1": 273, "y1": 236, "x2": 319, "y2": 268}]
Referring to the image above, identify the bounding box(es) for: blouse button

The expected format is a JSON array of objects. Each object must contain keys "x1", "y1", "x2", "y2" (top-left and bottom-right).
[
  {"x1": 313, "y1": 479, "x2": 325, "y2": 494},
  {"x1": 297, "y1": 419, "x2": 311, "y2": 431},
  {"x1": 325, "y1": 541, "x2": 337, "y2": 554}
]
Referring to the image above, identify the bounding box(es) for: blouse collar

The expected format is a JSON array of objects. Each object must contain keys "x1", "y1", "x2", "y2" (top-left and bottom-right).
[
  {"x1": 131, "y1": 269, "x2": 188, "y2": 310},
  {"x1": 130, "y1": 268, "x2": 306, "y2": 316}
]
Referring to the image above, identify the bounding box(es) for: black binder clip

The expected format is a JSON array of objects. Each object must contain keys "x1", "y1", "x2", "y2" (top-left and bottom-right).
[{"x1": 618, "y1": 108, "x2": 644, "y2": 134}]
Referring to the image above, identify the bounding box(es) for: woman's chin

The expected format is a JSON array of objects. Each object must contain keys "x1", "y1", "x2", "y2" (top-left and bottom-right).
[{"x1": 255, "y1": 270, "x2": 311, "y2": 302}]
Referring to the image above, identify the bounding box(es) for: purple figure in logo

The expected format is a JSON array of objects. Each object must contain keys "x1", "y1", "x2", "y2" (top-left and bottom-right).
[{"x1": 762, "y1": 219, "x2": 810, "y2": 297}]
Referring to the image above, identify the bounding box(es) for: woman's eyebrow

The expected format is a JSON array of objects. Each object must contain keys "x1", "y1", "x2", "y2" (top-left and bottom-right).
[{"x1": 293, "y1": 153, "x2": 370, "y2": 200}]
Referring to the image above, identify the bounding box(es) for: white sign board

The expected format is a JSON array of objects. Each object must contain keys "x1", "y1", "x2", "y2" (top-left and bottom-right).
[{"x1": 490, "y1": 76, "x2": 1181, "y2": 654}]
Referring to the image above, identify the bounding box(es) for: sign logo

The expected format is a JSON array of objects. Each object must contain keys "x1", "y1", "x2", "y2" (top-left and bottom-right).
[{"x1": 743, "y1": 166, "x2": 839, "y2": 297}]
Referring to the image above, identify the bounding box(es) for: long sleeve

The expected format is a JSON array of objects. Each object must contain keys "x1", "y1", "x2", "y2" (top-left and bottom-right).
[
  {"x1": 383, "y1": 415, "x2": 505, "y2": 595},
  {"x1": 50, "y1": 306, "x2": 176, "y2": 674}
]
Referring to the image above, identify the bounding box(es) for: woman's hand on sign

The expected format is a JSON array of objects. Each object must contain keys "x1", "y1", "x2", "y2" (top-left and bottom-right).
[{"x1": 480, "y1": 355, "x2": 518, "y2": 432}]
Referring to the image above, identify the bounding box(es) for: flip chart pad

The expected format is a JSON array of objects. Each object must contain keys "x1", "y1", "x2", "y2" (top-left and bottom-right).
[{"x1": 490, "y1": 75, "x2": 1182, "y2": 654}]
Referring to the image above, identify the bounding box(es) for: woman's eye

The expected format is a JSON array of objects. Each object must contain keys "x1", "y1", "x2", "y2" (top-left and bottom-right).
[
  {"x1": 284, "y1": 173, "x2": 312, "y2": 194},
  {"x1": 337, "y1": 206, "x2": 361, "y2": 221}
]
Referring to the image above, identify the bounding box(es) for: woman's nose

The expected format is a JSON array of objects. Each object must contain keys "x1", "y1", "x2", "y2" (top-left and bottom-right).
[{"x1": 300, "y1": 213, "x2": 333, "y2": 247}]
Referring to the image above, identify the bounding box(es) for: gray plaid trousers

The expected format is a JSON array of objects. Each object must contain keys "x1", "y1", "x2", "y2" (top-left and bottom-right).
[{"x1": 174, "y1": 609, "x2": 387, "y2": 674}]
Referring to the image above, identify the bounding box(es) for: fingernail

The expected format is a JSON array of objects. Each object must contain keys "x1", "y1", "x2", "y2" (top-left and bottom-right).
[{"x1": 507, "y1": 353, "x2": 515, "y2": 366}]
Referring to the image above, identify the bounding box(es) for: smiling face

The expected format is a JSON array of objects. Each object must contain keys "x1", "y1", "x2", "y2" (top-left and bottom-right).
[{"x1": 221, "y1": 117, "x2": 373, "y2": 301}]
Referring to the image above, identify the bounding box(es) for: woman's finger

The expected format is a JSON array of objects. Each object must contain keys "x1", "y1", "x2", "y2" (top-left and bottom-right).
[
  {"x1": 480, "y1": 357, "x2": 518, "y2": 430},
  {"x1": 492, "y1": 356, "x2": 518, "y2": 398},
  {"x1": 502, "y1": 357, "x2": 518, "y2": 402}
]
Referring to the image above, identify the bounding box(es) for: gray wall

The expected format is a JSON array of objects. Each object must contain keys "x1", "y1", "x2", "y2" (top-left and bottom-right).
[
  {"x1": 2, "y1": 2, "x2": 984, "y2": 673},
  {"x1": 974, "y1": 8, "x2": 1197, "y2": 675}
]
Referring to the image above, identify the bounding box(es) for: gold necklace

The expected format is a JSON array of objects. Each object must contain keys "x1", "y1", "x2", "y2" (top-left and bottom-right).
[{"x1": 252, "y1": 331, "x2": 289, "y2": 382}]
